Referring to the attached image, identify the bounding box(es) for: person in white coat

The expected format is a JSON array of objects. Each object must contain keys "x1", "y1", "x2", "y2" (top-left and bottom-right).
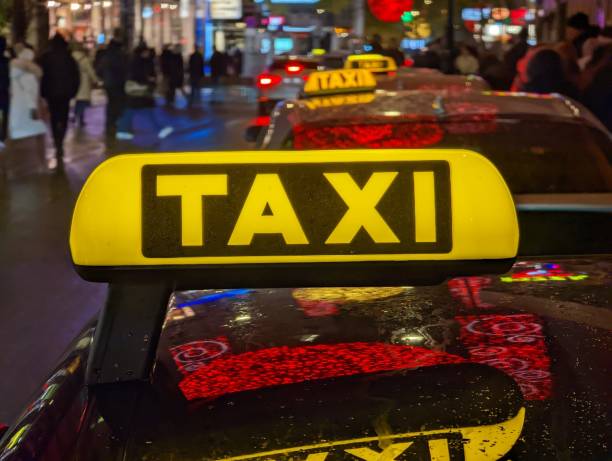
[
  {"x1": 9, "y1": 48, "x2": 47, "y2": 141},
  {"x1": 72, "y1": 44, "x2": 99, "y2": 127}
]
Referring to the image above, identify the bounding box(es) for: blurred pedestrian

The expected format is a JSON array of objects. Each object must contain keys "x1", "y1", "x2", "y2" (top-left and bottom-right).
[
  {"x1": 566, "y1": 12, "x2": 592, "y2": 58},
  {"x1": 40, "y1": 34, "x2": 80, "y2": 165},
  {"x1": 96, "y1": 31, "x2": 128, "y2": 138},
  {"x1": 480, "y1": 53, "x2": 509, "y2": 90},
  {"x1": 518, "y1": 48, "x2": 579, "y2": 99},
  {"x1": 384, "y1": 38, "x2": 405, "y2": 67},
  {"x1": 161, "y1": 45, "x2": 184, "y2": 107},
  {"x1": 0, "y1": 36, "x2": 9, "y2": 149},
  {"x1": 232, "y1": 46, "x2": 243, "y2": 77},
  {"x1": 367, "y1": 34, "x2": 384, "y2": 54},
  {"x1": 209, "y1": 46, "x2": 226, "y2": 85},
  {"x1": 117, "y1": 46, "x2": 173, "y2": 140},
  {"x1": 454, "y1": 45, "x2": 479, "y2": 75},
  {"x1": 188, "y1": 45, "x2": 204, "y2": 107},
  {"x1": 8, "y1": 47, "x2": 46, "y2": 141},
  {"x1": 503, "y1": 29, "x2": 529, "y2": 83},
  {"x1": 582, "y1": 44, "x2": 612, "y2": 131},
  {"x1": 72, "y1": 43, "x2": 99, "y2": 127}
]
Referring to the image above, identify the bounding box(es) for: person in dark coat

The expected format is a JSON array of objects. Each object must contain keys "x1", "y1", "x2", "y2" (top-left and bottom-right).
[
  {"x1": 209, "y1": 47, "x2": 226, "y2": 85},
  {"x1": 582, "y1": 44, "x2": 612, "y2": 131},
  {"x1": 504, "y1": 29, "x2": 529, "y2": 84},
  {"x1": 187, "y1": 46, "x2": 204, "y2": 107},
  {"x1": 518, "y1": 48, "x2": 579, "y2": 99},
  {"x1": 96, "y1": 33, "x2": 129, "y2": 139},
  {"x1": 161, "y1": 45, "x2": 184, "y2": 107},
  {"x1": 40, "y1": 33, "x2": 80, "y2": 164},
  {"x1": 116, "y1": 46, "x2": 173, "y2": 140},
  {"x1": 384, "y1": 37, "x2": 405, "y2": 67},
  {"x1": 566, "y1": 12, "x2": 592, "y2": 58},
  {"x1": 0, "y1": 36, "x2": 10, "y2": 147}
]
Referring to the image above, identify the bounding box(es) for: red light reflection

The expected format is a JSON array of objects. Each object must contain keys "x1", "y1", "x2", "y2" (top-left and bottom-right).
[
  {"x1": 171, "y1": 337, "x2": 230, "y2": 374},
  {"x1": 178, "y1": 342, "x2": 465, "y2": 400},
  {"x1": 456, "y1": 315, "x2": 552, "y2": 400},
  {"x1": 293, "y1": 123, "x2": 444, "y2": 149},
  {"x1": 448, "y1": 277, "x2": 492, "y2": 309}
]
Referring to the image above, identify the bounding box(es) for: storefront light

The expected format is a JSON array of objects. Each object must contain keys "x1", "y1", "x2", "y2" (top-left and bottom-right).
[
  {"x1": 84, "y1": 4, "x2": 92, "y2": 10},
  {"x1": 70, "y1": 3, "x2": 82, "y2": 11},
  {"x1": 47, "y1": 0, "x2": 60, "y2": 7},
  {"x1": 102, "y1": 1, "x2": 112, "y2": 8}
]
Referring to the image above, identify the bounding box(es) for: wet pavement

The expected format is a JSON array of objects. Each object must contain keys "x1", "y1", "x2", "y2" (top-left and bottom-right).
[{"x1": 0, "y1": 86, "x2": 256, "y2": 423}]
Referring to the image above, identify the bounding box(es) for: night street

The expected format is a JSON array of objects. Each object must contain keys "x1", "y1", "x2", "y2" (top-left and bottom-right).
[
  {"x1": 1, "y1": 0, "x2": 611, "y2": 458},
  {"x1": 0, "y1": 87, "x2": 254, "y2": 423}
]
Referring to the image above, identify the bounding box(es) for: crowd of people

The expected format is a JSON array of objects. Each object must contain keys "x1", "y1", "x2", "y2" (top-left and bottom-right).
[
  {"x1": 0, "y1": 29, "x2": 242, "y2": 170},
  {"x1": 372, "y1": 12, "x2": 612, "y2": 131},
  {"x1": 0, "y1": 12, "x2": 610, "y2": 173}
]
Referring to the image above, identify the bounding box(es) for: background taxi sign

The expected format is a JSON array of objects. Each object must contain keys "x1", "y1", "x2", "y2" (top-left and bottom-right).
[
  {"x1": 71, "y1": 150, "x2": 518, "y2": 286},
  {"x1": 345, "y1": 54, "x2": 398, "y2": 73},
  {"x1": 303, "y1": 69, "x2": 377, "y2": 96}
]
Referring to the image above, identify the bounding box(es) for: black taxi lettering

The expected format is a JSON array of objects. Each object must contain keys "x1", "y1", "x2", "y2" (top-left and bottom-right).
[
  {"x1": 313, "y1": 70, "x2": 369, "y2": 91},
  {"x1": 141, "y1": 162, "x2": 451, "y2": 258}
]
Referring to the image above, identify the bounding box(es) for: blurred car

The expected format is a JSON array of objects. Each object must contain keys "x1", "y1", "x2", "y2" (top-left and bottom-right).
[
  {"x1": 260, "y1": 85, "x2": 612, "y2": 255},
  {"x1": 255, "y1": 55, "x2": 322, "y2": 118}
]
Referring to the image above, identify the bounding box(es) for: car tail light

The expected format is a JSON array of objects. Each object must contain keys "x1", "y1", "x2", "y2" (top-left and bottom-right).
[
  {"x1": 285, "y1": 63, "x2": 304, "y2": 74},
  {"x1": 257, "y1": 74, "x2": 282, "y2": 89},
  {"x1": 404, "y1": 57, "x2": 414, "y2": 67},
  {"x1": 388, "y1": 71, "x2": 397, "y2": 77}
]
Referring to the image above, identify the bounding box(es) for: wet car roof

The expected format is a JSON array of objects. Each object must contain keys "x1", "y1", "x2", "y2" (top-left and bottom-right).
[
  {"x1": 277, "y1": 90, "x2": 603, "y2": 129},
  {"x1": 3, "y1": 257, "x2": 611, "y2": 460},
  {"x1": 71, "y1": 256, "x2": 611, "y2": 460}
]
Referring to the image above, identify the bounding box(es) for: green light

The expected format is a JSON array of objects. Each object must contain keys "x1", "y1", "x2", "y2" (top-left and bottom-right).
[{"x1": 401, "y1": 11, "x2": 414, "y2": 23}]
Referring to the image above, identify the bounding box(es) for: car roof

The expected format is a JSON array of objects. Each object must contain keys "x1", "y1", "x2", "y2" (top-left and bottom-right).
[
  {"x1": 75, "y1": 255, "x2": 611, "y2": 460},
  {"x1": 279, "y1": 90, "x2": 603, "y2": 129}
]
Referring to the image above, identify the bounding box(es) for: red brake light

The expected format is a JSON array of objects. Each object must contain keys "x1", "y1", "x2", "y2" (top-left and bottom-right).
[
  {"x1": 404, "y1": 57, "x2": 414, "y2": 67},
  {"x1": 257, "y1": 74, "x2": 282, "y2": 89},
  {"x1": 286, "y1": 63, "x2": 304, "y2": 74}
]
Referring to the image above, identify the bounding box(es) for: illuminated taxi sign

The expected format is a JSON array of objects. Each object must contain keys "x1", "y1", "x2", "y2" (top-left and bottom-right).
[
  {"x1": 70, "y1": 150, "x2": 518, "y2": 284},
  {"x1": 218, "y1": 408, "x2": 525, "y2": 461},
  {"x1": 345, "y1": 54, "x2": 398, "y2": 73},
  {"x1": 303, "y1": 69, "x2": 377, "y2": 96}
]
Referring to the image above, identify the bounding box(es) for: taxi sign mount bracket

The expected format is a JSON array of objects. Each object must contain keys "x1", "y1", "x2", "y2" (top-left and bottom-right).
[{"x1": 86, "y1": 283, "x2": 172, "y2": 385}]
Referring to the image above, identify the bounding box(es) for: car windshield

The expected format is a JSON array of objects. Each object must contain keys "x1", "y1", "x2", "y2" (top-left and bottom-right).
[{"x1": 281, "y1": 118, "x2": 612, "y2": 194}]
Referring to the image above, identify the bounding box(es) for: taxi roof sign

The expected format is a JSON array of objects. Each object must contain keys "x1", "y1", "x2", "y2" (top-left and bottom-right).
[
  {"x1": 303, "y1": 69, "x2": 377, "y2": 96},
  {"x1": 71, "y1": 150, "x2": 518, "y2": 287},
  {"x1": 345, "y1": 54, "x2": 398, "y2": 73}
]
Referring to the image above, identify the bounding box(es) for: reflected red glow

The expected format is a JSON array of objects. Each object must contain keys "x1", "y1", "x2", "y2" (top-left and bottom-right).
[
  {"x1": 293, "y1": 123, "x2": 444, "y2": 149},
  {"x1": 178, "y1": 342, "x2": 465, "y2": 400},
  {"x1": 448, "y1": 277, "x2": 492, "y2": 309},
  {"x1": 296, "y1": 300, "x2": 340, "y2": 317},
  {"x1": 171, "y1": 337, "x2": 230, "y2": 374},
  {"x1": 443, "y1": 102, "x2": 498, "y2": 134},
  {"x1": 456, "y1": 314, "x2": 552, "y2": 400}
]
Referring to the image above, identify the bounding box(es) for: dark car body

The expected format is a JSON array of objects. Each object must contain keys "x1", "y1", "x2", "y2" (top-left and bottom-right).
[
  {"x1": 1, "y1": 256, "x2": 611, "y2": 460},
  {"x1": 259, "y1": 90, "x2": 612, "y2": 255}
]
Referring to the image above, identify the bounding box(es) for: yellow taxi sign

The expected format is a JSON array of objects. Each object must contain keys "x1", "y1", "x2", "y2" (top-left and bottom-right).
[
  {"x1": 70, "y1": 150, "x2": 518, "y2": 284},
  {"x1": 218, "y1": 407, "x2": 525, "y2": 461},
  {"x1": 303, "y1": 69, "x2": 377, "y2": 96},
  {"x1": 345, "y1": 54, "x2": 398, "y2": 73}
]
